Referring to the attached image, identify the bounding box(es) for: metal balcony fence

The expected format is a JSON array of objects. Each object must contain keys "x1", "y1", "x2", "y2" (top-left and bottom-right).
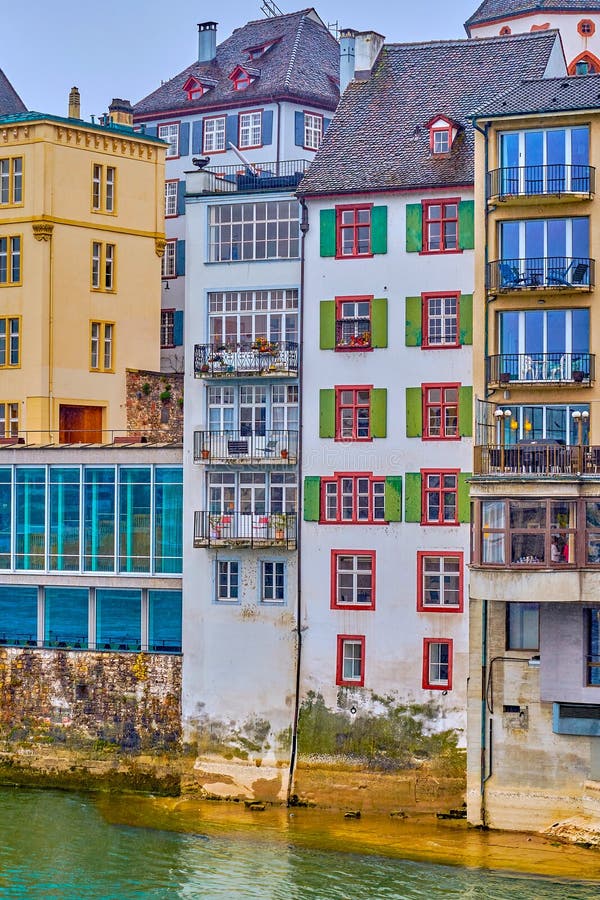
[
  {"x1": 474, "y1": 443, "x2": 600, "y2": 475},
  {"x1": 487, "y1": 352, "x2": 595, "y2": 385},
  {"x1": 194, "y1": 341, "x2": 298, "y2": 378},
  {"x1": 487, "y1": 164, "x2": 595, "y2": 200},
  {"x1": 193, "y1": 429, "x2": 298, "y2": 464},
  {"x1": 198, "y1": 159, "x2": 310, "y2": 194},
  {"x1": 487, "y1": 256, "x2": 594, "y2": 292},
  {"x1": 335, "y1": 318, "x2": 371, "y2": 350},
  {"x1": 193, "y1": 511, "x2": 297, "y2": 549}
]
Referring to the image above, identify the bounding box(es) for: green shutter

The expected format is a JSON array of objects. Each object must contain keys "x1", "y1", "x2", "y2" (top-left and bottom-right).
[
  {"x1": 320, "y1": 300, "x2": 336, "y2": 350},
  {"x1": 458, "y1": 200, "x2": 475, "y2": 250},
  {"x1": 406, "y1": 203, "x2": 423, "y2": 252},
  {"x1": 405, "y1": 473, "x2": 422, "y2": 523},
  {"x1": 320, "y1": 209, "x2": 336, "y2": 257},
  {"x1": 459, "y1": 294, "x2": 473, "y2": 346},
  {"x1": 458, "y1": 472, "x2": 472, "y2": 524},
  {"x1": 371, "y1": 298, "x2": 388, "y2": 348},
  {"x1": 405, "y1": 296, "x2": 422, "y2": 347},
  {"x1": 319, "y1": 389, "x2": 335, "y2": 438},
  {"x1": 371, "y1": 389, "x2": 387, "y2": 438},
  {"x1": 459, "y1": 386, "x2": 473, "y2": 438},
  {"x1": 303, "y1": 476, "x2": 321, "y2": 521},
  {"x1": 384, "y1": 476, "x2": 402, "y2": 522},
  {"x1": 371, "y1": 206, "x2": 388, "y2": 254},
  {"x1": 406, "y1": 387, "x2": 423, "y2": 438}
]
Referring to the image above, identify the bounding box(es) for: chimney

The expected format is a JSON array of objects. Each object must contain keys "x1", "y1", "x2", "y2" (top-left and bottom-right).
[
  {"x1": 108, "y1": 98, "x2": 134, "y2": 127},
  {"x1": 339, "y1": 29, "x2": 357, "y2": 93},
  {"x1": 198, "y1": 21, "x2": 218, "y2": 63},
  {"x1": 68, "y1": 86, "x2": 81, "y2": 119},
  {"x1": 354, "y1": 31, "x2": 385, "y2": 80}
]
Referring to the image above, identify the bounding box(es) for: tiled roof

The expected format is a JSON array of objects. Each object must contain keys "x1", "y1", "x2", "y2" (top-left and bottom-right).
[
  {"x1": 475, "y1": 71, "x2": 600, "y2": 117},
  {"x1": 133, "y1": 8, "x2": 339, "y2": 119},
  {"x1": 0, "y1": 68, "x2": 26, "y2": 116},
  {"x1": 298, "y1": 31, "x2": 561, "y2": 196},
  {"x1": 466, "y1": 0, "x2": 600, "y2": 29}
]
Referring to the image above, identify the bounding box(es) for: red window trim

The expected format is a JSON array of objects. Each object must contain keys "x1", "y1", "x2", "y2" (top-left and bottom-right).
[
  {"x1": 420, "y1": 197, "x2": 462, "y2": 256},
  {"x1": 416, "y1": 551, "x2": 464, "y2": 613},
  {"x1": 422, "y1": 638, "x2": 453, "y2": 690},
  {"x1": 499, "y1": 25, "x2": 511, "y2": 35},
  {"x1": 303, "y1": 110, "x2": 324, "y2": 152},
  {"x1": 421, "y1": 468, "x2": 459, "y2": 526},
  {"x1": 334, "y1": 385, "x2": 373, "y2": 443},
  {"x1": 238, "y1": 108, "x2": 263, "y2": 150},
  {"x1": 422, "y1": 382, "x2": 461, "y2": 442},
  {"x1": 568, "y1": 50, "x2": 600, "y2": 75},
  {"x1": 320, "y1": 473, "x2": 386, "y2": 524},
  {"x1": 203, "y1": 114, "x2": 227, "y2": 154},
  {"x1": 335, "y1": 295, "x2": 373, "y2": 353},
  {"x1": 578, "y1": 19, "x2": 596, "y2": 37},
  {"x1": 162, "y1": 238, "x2": 178, "y2": 279},
  {"x1": 161, "y1": 307, "x2": 176, "y2": 349},
  {"x1": 164, "y1": 179, "x2": 179, "y2": 220},
  {"x1": 335, "y1": 203, "x2": 374, "y2": 260},
  {"x1": 157, "y1": 120, "x2": 181, "y2": 160},
  {"x1": 331, "y1": 550, "x2": 376, "y2": 611},
  {"x1": 422, "y1": 291, "x2": 461, "y2": 349},
  {"x1": 336, "y1": 634, "x2": 366, "y2": 687},
  {"x1": 426, "y1": 116, "x2": 455, "y2": 155}
]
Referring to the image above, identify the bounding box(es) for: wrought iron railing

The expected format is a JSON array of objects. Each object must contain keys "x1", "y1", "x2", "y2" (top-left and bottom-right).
[
  {"x1": 487, "y1": 353, "x2": 595, "y2": 385},
  {"x1": 474, "y1": 443, "x2": 600, "y2": 475},
  {"x1": 335, "y1": 318, "x2": 371, "y2": 350},
  {"x1": 194, "y1": 341, "x2": 298, "y2": 378},
  {"x1": 193, "y1": 511, "x2": 297, "y2": 549},
  {"x1": 193, "y1": 429, "x2": 298, "y2": 464},
  {"x1": 198, "y1": 159, "x2": 310, "y2": 194},
  {"x1": 487, "y1": 164, "x2": 595, "y2": 200},
  {"x1": 487, "y1": 256, "x2": 594, "y2": 292}
]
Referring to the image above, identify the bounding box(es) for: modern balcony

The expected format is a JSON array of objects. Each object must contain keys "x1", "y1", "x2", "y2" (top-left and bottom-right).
[
  {"x1": 474, "y1": 442, "x2": 600, "y2": 476},
  {"x1": 487, "y1": 164, "x2": 595, "y2": 203},
  {"x1": 194, "y1": 341, "x2": 298, "y2": 379},
  {"x1": 193, "y1": 429, "x2": 298, "y2": 465},
  {"x1": 487, "y1": 353, "x2": 595, "y2": 387},
  {"x1": 487, "y1": 256, "x2": 594, "y2": 294},
  {"x1": 192, "y1": 159, "x2": 310, "y2": 195},
  {"x1": 193, "y1": 511, "x2": 297, "y2": 549}
]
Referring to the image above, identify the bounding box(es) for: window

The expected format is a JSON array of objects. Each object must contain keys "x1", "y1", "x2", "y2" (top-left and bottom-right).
[
  {"x1": 158, "y1": 123, "x2": 180, "y2": 158},
  {"x1": 423, "y1": 294, "x2": 459, "y2": 348},
  {"x1": 476, "y1": 498, "x2": 577, "y2": 567},
  {"x1": 0, "y1": 236, "x2": 21, "y2": 285},
  {"x1": 336, "y1": 635, "x2": 365, "y2": 686},
  {"x1": 331, "y1": 551, "x2": 375, "y2": 609},
  {"x1": 335, "y1": 387, "x2": 371, "y2": 441},
  {"x1": 432, "y1": 128, "x2": 450, "y2": 154},
  {"x1": 499, "y1": 127, "x2": 590, "y2": 196},
  {"x1": 162, "y1": 239, "x2": 177, "y2": 277},
  {"x1": 164, "y1": 181, "x2": 178, "y2": 217},
  {"x1": 498, "y1": 308, "x2": 590, "y2": 383},
  {"x1": 336, "y1": 297, "x2": 371, "y2": 350},
  {"x1": 161, "y1": 310, "x2": 175, "y2": 348},
  {"x1": 499, "y1": 25, "x2": 511, "y2": 35},
  {"x1": 183, "y1": 77, "x2": 208, "y2": 101},
  {"x1": 90, "y1": 321, "x2": 114, "y2": 372},
  {"x1": 92, "y1": 164, "x2": 116, "y2": 213},
  {"x1": 498, "y1": 403, "x2": 589, "y2": 446},
  {"x1": 422, "y1": 470, "x2": 458, "y2": 525},
  {"x1": 232, "y1": 68, "x2": 253, "y2": 91},
  {"x1": 239, "y1": 111, "x2": 262, "y2": 149},
  {"x1": 423, "y1": 200, "x2": 458, "y2": 252},
  {"x1": 499, "y1": 217, "x2": 589, "y2": 281},
  {"x1": 570, "y1": 53, "x2": 600, "y2": 75},
  {"x1": 304, "y1": 112, "x2": 323, "y2": 151},
  {"x1": 578, "y1": 19, "x2": 596, "y2": 37},
  {"x1": 588, "y1": 609, "x2": 600, "y2": 685},
  {"x1": 0, "y1": 402, "x2": 18, "y2": 438},
  {"x1": 208, "y1": 201, "x2": 299, "y2": 262},
  {"x1": 423, "y1": 384, "x2": 459, "y2": 440},
  {"x1": 0, "y1": 157, "x2": 23, "y2": 206},
  {"x1": 0, "y1": 317, "x2": 20, "y2": 368},
  {"x1": 208, "y1": 289, "x2": 298, "y2": 345},
  {"x1": 91, "y1": 241, "x2": 115, "y2": 291},
  {"x1": 261, "y1": 560, "x2": 285, "y2": 602},
  {"x1": 203, "y1": 116, "x2": 226, "y2": 153},
  {"x1": 216, "y1": 560, "x2": 239, "y2": 601},
  {"x1": 417, "y1": 552, "x2": 463, "y2": 612},
  {"x1": 336, "y1": 205, "x2": 372, "y2": 258},
  {"x1": 422, "y1": 639, "x2": 453, "y2": 690},
  {"x1": 322, "y1": 474, "x2": 385, "y2": 523},
  {"x1": 507, "y1": 603, "x2": 539, "y2": 650}
]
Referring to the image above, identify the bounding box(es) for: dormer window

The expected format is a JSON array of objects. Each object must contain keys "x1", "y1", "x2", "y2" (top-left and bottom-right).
[
  {"x1": 427, "y1": 116, "x2": 458, "y2": 155},
  {"x1": 182, "y1": 76, "x2": 215, "y2": 102},
  {"x1": 245, "y1": 39, "x2": 278, "y2": 60},
  {"x1": 229, "y1": 65, "x2": 257, "y2": 91}
]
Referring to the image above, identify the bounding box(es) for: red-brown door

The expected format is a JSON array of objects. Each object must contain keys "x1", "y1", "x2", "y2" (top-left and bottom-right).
[{"x1": 59, "y1": 405, "x2": 103, "y2": 443}]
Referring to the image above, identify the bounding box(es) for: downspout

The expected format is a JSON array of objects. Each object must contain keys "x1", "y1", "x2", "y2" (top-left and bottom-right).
[
  {"x1": 48, "y1": 230, "x2": 55, "y2": 439},
  {"x1": 480, "y1": 597, "x2": 489, "y2": 825},
  {"x1": 276, "y1": 100, "x2": 282, "y2": 167},
  {"x1": 287, "y1": 195, "x2": 308, "y2": 805}
]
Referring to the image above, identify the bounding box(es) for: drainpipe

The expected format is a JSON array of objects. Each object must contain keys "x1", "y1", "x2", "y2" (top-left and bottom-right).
[
  {"x1": 480, "y1": 597, "x2": 488, "y2": 825},
  {"x1": 276, "y1": 100, "x2": 281, "y2": 167},
  {"x1": 287, "y1": 196, "x2": 308, "y2": 805}
]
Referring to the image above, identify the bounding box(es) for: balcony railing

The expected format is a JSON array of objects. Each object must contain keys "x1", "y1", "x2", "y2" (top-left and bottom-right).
[
  {"x1": 335, "y1": 318, "x2": 371, "y2": 350},
  {"x1": 487, "y1": 164, "x2": 595, "y2": 201},
  {"x1": 474, "y1": 443, "x2": 600, "y2": 475},
  {"x1": 193, "y1": 511, "x2": 297, "y2": 549},
  {"x1": 196, "y1": 159, "x2": 310, "y2": 194},
  {"x1": 487, "y1": 257, "x2": 594, "y2": 293},
  {"x1": 194, "y1": 342, "x2": 298, "y2": 378},
  {"x1": 487, "y1": 353, "x2": 595, "y2": 386},
  {"x1": 193, "y1": 429, "x2": 298, "y2": 464}
]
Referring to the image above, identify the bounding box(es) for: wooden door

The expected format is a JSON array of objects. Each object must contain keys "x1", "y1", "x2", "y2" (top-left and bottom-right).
[{"x1": 59, "y1": 405, "x2": 103, "y2": 443}]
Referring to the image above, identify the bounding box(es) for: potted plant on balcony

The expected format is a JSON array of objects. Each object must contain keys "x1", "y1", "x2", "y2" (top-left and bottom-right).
[
  {"x1": 271, "y1": 513, "x2": 287, "y2": 541},
  {"x1": 499, "y1": 372, "x2": 511, "y2": 385},
  {"x1": 201, "y1": 447, "x2": 210, "y2": 460},
  {"x1": 280, "y1": 448, "x2": 289, "y2": 460}
]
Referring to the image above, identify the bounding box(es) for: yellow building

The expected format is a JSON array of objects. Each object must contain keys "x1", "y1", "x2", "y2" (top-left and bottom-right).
[
  {"x1": 470, "y1": 75, "x2": 600, "y2": 832},
  {"x1": 0, "y1": 95, "x2": 165, "y2": 442}
]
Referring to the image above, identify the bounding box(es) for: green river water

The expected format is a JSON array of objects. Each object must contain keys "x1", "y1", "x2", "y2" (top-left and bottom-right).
[{"x1": 1, "y1": 788, "x2": 599, "y2": 899}]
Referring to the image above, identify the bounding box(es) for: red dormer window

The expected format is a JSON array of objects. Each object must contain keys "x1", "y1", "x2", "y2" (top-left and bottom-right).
[
  {"x1": 426, "y1": 115, "x2": 458, "y2": 155},
  {"x1": 230, "y1": 65, "x2": 253, "y2": 91},
  {"x1": 182, "y1": 76, "x2": 213, "y2": 102},
  {"x1": 499, "y1": 26, "x2": 511, "y2": 35}
]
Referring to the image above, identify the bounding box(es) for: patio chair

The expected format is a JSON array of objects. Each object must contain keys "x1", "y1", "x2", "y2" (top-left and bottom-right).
[
  {"x1": 499, "y1": 263, "x2": 527, "y2": 288},
  {"x1": 547, "y1": 260, "x2": 589, "y2": 287},
  {"x1": 263, "y1": 438, "x2": 278, "y2": 456}
]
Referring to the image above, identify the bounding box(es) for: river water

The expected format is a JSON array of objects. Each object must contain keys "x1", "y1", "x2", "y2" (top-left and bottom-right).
[{"x1": 1, "y1": 788, "x2": 599, "y2": 899}]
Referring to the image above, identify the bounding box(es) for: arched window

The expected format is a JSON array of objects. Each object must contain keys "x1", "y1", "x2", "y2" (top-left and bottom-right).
[{"x1": 568, "y1": 51, "x2": 600, "y2": 75}]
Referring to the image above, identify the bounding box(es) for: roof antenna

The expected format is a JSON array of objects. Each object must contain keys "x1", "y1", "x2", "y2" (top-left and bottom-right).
[
  {"x1": 327, "y1": 21, "x2": 340, "y2": 39},
  {"x1": 261, "y1": 0, "x2": 284, "y2": 17}
]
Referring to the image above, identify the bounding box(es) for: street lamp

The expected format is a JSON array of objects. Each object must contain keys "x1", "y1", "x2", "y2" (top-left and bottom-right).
[{"x1": 495, "y1": 408, "x2": 512, "y2": 470}]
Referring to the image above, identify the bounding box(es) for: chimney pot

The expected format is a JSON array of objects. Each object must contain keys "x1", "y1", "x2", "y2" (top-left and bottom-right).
[
  {"x1": 68, "y1": 86, "x2": 81, "y2": 120},
  {"x1": 198, "y1": 21, "x2": 218, "y2": 62},
  {"x1": 339, "y1": 29, "x2": 357, "y2": 93},
  {"x1": 354, "y1": 31, "x2": 385, "y2": 81}
]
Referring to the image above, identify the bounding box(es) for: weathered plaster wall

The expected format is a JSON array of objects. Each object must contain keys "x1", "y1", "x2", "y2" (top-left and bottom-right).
[{"x1": 126, "y1": 369, "x2": 183, "y2": 443}]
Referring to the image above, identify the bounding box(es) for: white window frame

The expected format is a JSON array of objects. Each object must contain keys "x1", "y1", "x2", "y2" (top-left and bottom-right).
[
  {"x1": 208, "y1": 202, "x2": 300, "y2": 262},
  {"x1": 421, "y1": 554, "x2": 461, "y2": 607},
  {"x1": 162, "y1": 240, "x2": 177, "y2": 278},
  {"x1": 204, "y1": 117, "x2": 226, "y2": 153},
  {"x1": 165, "y1": 181, "x2": 178, "y2": 217},
  {"x1": 239, "y1": 111, "x2": 262, "y2": 149},
  {"x1": 335, "y1": 553, "x2": 374, "y2": 606},
  {"x1": 158, "y1": 123, "x2": 180, "y2": 158},
  {"x1": 342, "y1": 639, "x2": 363, "y2": 682},
  {"x1": 208, "y1": 289, "x2": 299, "y2": 345},
  {"x1": 304, "y1": 112, "x2": 323, "y2": 151},
  {"x1": 426, "y1": 295, "x2": 458, "y2": 346},
  {"x1": 160, "y1": 310, "x2": 175, "y2": 348},
  {"x1": 0, "y1": 401, "x2": 19, "y2": 437}
]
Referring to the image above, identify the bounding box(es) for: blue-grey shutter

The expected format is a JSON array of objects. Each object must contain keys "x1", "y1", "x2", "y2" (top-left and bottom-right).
[
  {"x1": 323, "y1": 117, "x2": 332, "y2": 133},
  {"x1": 295, "y1": 111, "x2": 304, "y2": 146},
  {"x1": 179, "y1": 122, "x2": 190, "y2": 157},
  {"x1": 261, "y1": 110, "x2": 273, "y2": 146},
  {"x1": 177, "y1": 181, "x2": 186, "y2": 216},
  {"x1": 192, "y1": 120, "x2": 203, "y2": 154},
  {"x1": 144, "y1": 125, "x2": 157, "y2": 137},
  {"x1": 226, "y1": 115, "x2": 238, "y2": 148},
  {"x1": 176, "y1": 240, "x2": 185, "y2": 276},
  {"x1": 173, "y1": 311, "x2": 184, "y2": 347}
]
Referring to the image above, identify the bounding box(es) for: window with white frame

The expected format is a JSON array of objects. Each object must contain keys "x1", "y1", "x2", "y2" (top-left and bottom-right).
[
  {"x1": 208, "y1": 386, "x2": 235, "y2": 431},
  {"x1": 240, "y1": 385, "x2": 267, "y2": 436},
  {"x1": 239, "y1": 111, "x2": 262, "y2": 148},
  {"x1": 160, "y1": 310, "x2": 175, "y2": 348},
  {"x1": 162, "y1": 240, "x2": 176, "y2": 277},
  {"x1": 324, "y1": 475, "x2": 385, "y2": 523},
  {"x1": 216, "y1": 560, "x2": 239, "y2": 601},
  {"x1": 164, "y1": 181, "x2": 178, "y2": 217},
  {"x1": 333, "y1": 552, "x2": 374, "y2": 607},
  {"x1": 272, "y1": 385, "x2": 298, "y2": 431},
  {"x1": 424, "y1": 295, "x2": 458, "y2": 347},
  {"x1": 204, "y1": 117, "x2": 226, "y2": 153},
  {"x1": 208, "y1": 289, "x2": 299, "y2": 345},
  {"x1": 418, "y1": 553, "x2": 462, "y2": 609},
  {"x1": 270, "y1": 473, "x2": 297, "y2": 514},
  {"x1": 304, "y1": 112, "x2": 323, "y2": 150},
  {"x1": 0, "y1": 402, "x2": 19, "y2": 437},
  {"x1": 337, "y1": 636, "x2": 365, "y2": 685},
  {"x1": 158, "y1": 123, "x2": 180, "y2": 158},
  {"x1": 261, "y1": 560, "x2": 285, "y2": 602},
  {"x1": 208, "y1": 202, "x2": 299, "y2": 262},
  {"x1": 423, "y1": 639, "x2": 452, "y2": 689},
  {"x1": 207, "y1": 472, "x2": 296, "y2": 514}
]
